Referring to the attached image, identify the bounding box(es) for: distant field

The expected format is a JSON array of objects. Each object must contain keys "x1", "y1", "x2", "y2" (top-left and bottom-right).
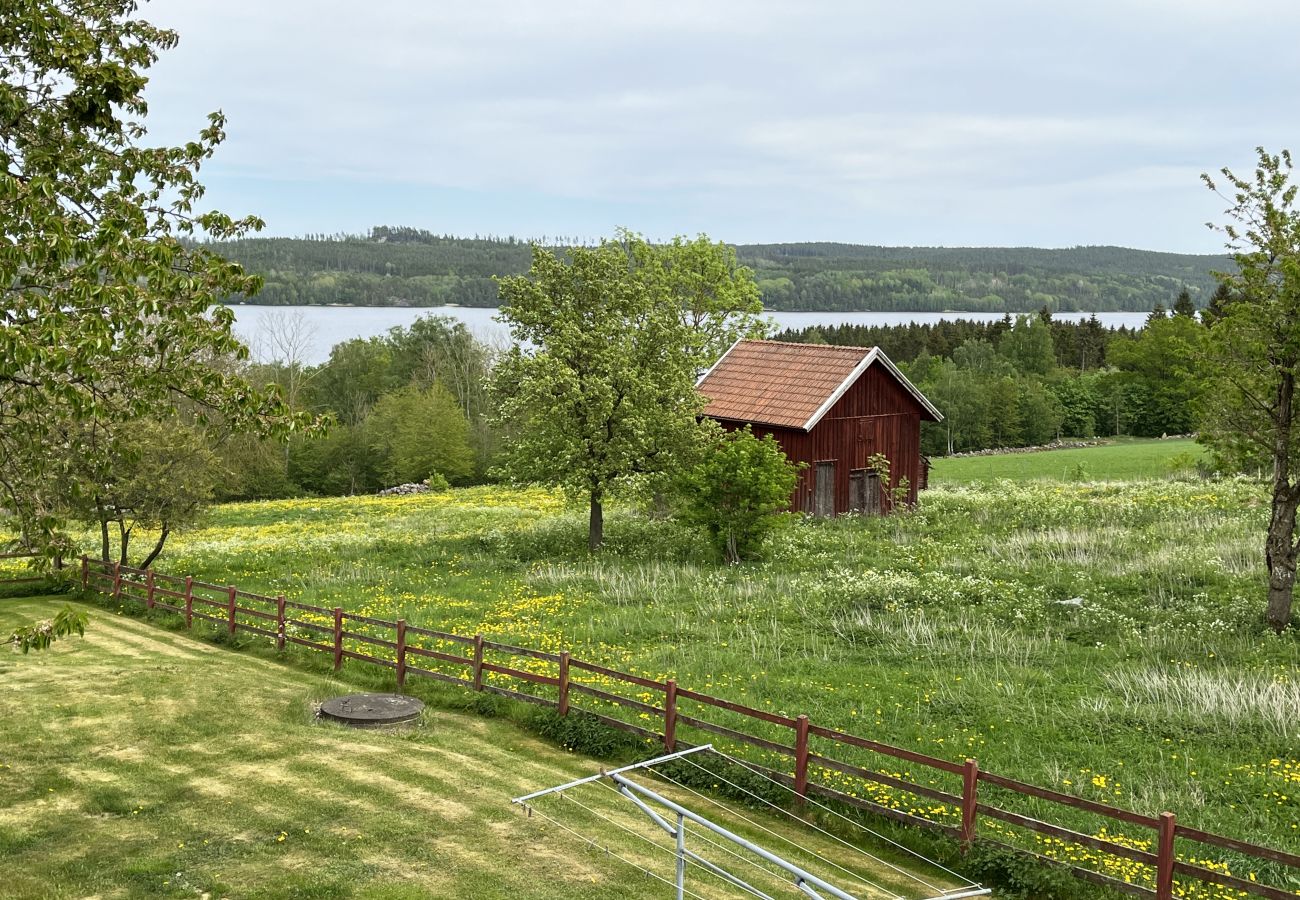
[
  {"x1": 930, "y1": 438, "x2": 1205, "y2": 484},
  {"x1": 0, "y1": 598, "x2": 950, "y2": 900}
]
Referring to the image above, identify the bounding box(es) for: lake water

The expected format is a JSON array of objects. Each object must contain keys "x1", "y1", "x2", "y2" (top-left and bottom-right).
[{"x1": 227, "y1": 304, "x2": 1152, "y2": 366}]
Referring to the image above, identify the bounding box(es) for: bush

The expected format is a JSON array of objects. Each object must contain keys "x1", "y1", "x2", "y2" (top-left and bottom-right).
[{"x1": 676, "y1": 425, "x2": 801, "y2": 564}]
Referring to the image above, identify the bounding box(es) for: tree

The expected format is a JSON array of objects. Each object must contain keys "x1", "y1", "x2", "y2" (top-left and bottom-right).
[
  {"x1": 1146, "y1": 303, "x2": 1169, "y2": 324},
  {"x1": 1200, "y1": 147, "x2": 1300, "y2": 631},
  {"x1": 0, "y1": 1, "x2": 304, "y2": 560},
  {"x1": 1107, "y1": 315, "x2": 1203, "y2": 437},
  {"x1": 1172, "y1": 288, "x2": 1198, "y2": 318},
  {"x1": 493, "y1": 234, "x2": 758, "y2": 550},
  {"x1": 676, "y1": 425, "x2": 800, "y2": 564},
  {"x1": 999, "y1": 315, "x2": 1057, "y2": 375},
  {"x1": 366, "y1": 384, "x2": 475, "y2": 487},
  {"x1": 1202, "y1": 283, "x2": 1235, "y2": 328},
  {"x1": 70, "y1": 419, "x2": 221, "y2": 568}
]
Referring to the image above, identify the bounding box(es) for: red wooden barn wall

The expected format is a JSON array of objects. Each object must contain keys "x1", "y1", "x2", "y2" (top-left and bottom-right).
[{"x1": 718, "y1": 364, "x2": 926, "y2": 514}]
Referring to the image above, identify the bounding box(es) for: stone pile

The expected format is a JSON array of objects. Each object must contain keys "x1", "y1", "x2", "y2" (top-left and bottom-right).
[{"x1": 377, "y1": 482, "x2": 430, "y2": 497}]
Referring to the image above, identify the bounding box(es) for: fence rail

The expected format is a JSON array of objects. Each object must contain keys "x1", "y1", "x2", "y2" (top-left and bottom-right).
[
  {"x1": 0, "y1": 551, "x2": 54, "y2": 588},
  {"x1": 75, "y1": 555, "x2": 1298, "y2": 900}
]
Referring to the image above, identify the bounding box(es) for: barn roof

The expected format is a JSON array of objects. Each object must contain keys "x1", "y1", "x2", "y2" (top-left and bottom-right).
[{"x1": 697, "y1": 339, "x2": 943, "y2": 430}]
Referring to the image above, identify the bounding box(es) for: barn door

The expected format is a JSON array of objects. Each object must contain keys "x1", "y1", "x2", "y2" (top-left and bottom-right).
[
  {"x1": 849, "y1": 469, "x2": 866, "y2": 513},
  {"x1": 813, "y1": 461, "x2": 836, "y2": 518},
  {"x1": 863, "y1": 469, "x2": 883, "y2": 515}
]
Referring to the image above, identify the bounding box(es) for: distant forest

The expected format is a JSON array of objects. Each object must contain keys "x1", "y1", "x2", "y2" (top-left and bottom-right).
[{"x1": 208, "y1": 226, "x2": 1228, "y2": 313}]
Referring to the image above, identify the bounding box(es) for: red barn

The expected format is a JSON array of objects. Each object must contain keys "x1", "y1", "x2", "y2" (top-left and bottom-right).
[{"x1": 698, "y1": 340, "x2": 942, "y2": 516}]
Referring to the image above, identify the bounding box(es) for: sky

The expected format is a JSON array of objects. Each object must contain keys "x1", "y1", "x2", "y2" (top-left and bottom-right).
[{"x1": 141, "y1": 0, "x2": 1300, "y2": 253}]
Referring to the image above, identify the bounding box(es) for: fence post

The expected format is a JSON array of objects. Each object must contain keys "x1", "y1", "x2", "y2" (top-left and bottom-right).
[
  {"x1": 396, "y1": 619, "x2": 407, "y2": 691},
  {"x1": 960, "y1": 758, "x2": 979, "y2": 852},
  {"x1": 558, "y1": 651, "x2": 570, "y2": 716},
  {"x1": 80, "y1": 555, "x2": 88, "y2": 591},
  {"x1": 333, "y1": 607, "x2": 344, "y2": 672},
  {"x1": 276, "y1": 595, "x2": 286, "y2": 651},
  {"x1": 664, "y1": 679, "x2": 678, "y2": 753},
  {"x1": 226, "y1": 586, "x2": 237, "y2": 635},
  {"x1": 1156, "y1": 812, "x2": 1176, "y2": 900},
  {"x1": 145, "y1": 569, "x2": 155, "y2": 610},
  {"x1": 112, "y1": 562, "x2": 122, "y2": 600},
  {"x1": 184, "y1": 577, "x2": 193, "y2": 629},
  {"x1": 472, "y1": 634, "x2": 484, "y2": 691},
  {"x1": 794, "y1": 714, "x2": 810, "y2": 803}
]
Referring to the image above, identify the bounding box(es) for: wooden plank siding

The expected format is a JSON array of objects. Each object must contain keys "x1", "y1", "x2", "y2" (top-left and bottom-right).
[{"x1": 716, "y1": 365, "x2": 927, "y2": 514}]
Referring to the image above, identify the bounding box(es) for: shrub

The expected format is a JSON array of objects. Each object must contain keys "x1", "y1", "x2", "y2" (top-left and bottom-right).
[{"x1": 675, "y1": 425, "x2": 801, "y2": 564}]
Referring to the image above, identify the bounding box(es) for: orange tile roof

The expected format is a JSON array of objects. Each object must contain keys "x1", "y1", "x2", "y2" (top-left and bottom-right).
[{"x1": 698, "y1": 339, "x2": 876, "y2": 430}]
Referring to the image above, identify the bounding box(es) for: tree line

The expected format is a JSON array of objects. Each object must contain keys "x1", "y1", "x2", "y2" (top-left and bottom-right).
[
  {"x1": 207, "y1": 229, "x2": 1227, "y2": 313},
  {"x1": 778, "y1": 289, "x2": 1216, "y2": 455}
]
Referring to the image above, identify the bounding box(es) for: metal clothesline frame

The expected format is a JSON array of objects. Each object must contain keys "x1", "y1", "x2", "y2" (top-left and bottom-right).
[{"x1": 511, "y1": 745, "x2": 991, "y2": 900}]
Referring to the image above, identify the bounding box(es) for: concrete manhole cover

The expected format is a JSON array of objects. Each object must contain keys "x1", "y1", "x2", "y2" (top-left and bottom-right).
[{"x1": 318, "y1": 693, "x2": 425, "y2": 728}]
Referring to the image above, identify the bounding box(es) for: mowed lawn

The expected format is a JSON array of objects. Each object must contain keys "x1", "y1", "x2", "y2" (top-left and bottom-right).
[
  {"x1": 930, "y1": 437, "x2": 1205, "y2": 484},
  {"x1": 0, "y1": 598, "x2": 965, "y2": 900}
]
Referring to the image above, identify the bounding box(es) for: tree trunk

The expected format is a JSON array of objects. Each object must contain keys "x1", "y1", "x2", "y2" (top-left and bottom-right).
[
  {"x1": 99, "y1": 514, "x2": 110, "y2": 564},
  {"x1": 138, "y1": 525, "x2": 170, "y2": 571},
  {"x1": 1267, "y1": 371, "x2": 1298, "y2": 632},
  {"x1": 117, "y1": 520, "x2": 130, "y2": 567},
  {"x1": 588, "y1": 489, "x2": 604, "y2": 552},
  {"x1": 724, "y1": 530, "x2": 739, "y2": 566}
]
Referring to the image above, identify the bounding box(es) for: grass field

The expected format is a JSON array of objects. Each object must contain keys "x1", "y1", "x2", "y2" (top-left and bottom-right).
[
  {"x1": 0, "y1": 598, "x2": 968, "y2": 900},
  {"x1": 11, "y1": 437, "x2": 1300, "y2": 897},
  {"x1": 930, "y1": 437, "x2": 1205, "y2": 484}
]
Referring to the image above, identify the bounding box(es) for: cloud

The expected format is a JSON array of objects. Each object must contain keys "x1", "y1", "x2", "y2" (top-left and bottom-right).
[{"x1": 138, "y1": 0, "x2": 1300, "y2": 250}]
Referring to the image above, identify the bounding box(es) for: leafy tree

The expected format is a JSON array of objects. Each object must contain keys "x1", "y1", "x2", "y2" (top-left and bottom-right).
[
  {"x1": 676, "y1": 425, "x2": 799, "y2": 564},
  {"x1": 999, "y1": 315, "x2": 1057, "y2": 375},
  {"x1": 70, "y1": 419, "x2": 221, "y2": 568},
  {"x1": 1200, "y1": 147, "x2": 1300, "y2": 631},
  {"x1": 366, "y1": 384, "x2": 474, "y2": 487},
  {"x1": 494, "y1": 234, "x2": 756, "y2": 550},
  {"x1": 633, "y1": 235, "x2": 767, "y2": 368},
  {"x1": 0, "y1": 0, "x2": 303, "y2": 560},
  {"x1": 1107, "y1": 315, "x2": 1203, "y2": 436},
  {"x1": 307, "y1": 337, "x2": 396, "y2": 425}
]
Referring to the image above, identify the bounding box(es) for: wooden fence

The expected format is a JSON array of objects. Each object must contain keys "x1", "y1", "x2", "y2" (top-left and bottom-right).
[
  {"x1": 0, "y1": 551, "x2": 52, "y2": 589},
  {"x1": 76, "y1": 556, "x2": 1299, "y2": 900}
]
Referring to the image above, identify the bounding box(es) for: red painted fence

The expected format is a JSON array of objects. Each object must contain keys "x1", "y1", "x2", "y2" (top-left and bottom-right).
[{"x1": 75, "y1": 556, "x2": 1300, "y2": 900}]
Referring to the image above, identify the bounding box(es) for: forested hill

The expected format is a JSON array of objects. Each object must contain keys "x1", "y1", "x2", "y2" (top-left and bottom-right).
[{"x1": 208, "y1": 227, "x2": 1227, "y2": 312}]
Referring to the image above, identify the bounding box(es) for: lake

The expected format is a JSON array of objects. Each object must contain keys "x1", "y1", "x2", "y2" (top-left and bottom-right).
[{"x1": 227, "y1": 304, "x2": 1153, "y2": 366}]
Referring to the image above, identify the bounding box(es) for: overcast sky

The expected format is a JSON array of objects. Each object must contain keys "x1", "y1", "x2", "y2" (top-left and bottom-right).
[{"x1": 141, "y1": 0, "x2": 1300, "y2": 252}]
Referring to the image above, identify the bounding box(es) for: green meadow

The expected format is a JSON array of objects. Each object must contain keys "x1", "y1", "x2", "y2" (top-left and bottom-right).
[{"x1": 930, "y1": 437, "x2": 1206, "y2": 484}]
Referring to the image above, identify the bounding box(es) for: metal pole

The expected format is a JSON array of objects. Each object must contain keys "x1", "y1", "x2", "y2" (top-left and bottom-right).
[
  {"x1": 675, "y1": 813, "x2": 685, "y2": 900},
  {"x1": 611, "y1": 773, "x2": 862, "y2": 900},
  {"x1": 511, "y1": 744, "x2": 714, "y2": 804}
]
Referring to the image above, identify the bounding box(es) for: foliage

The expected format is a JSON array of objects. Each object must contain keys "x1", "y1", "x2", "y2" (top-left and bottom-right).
[
  {"x1": 73, "y1": 419, "x2": 221, "y2": 568},
  {"x1": 0, "y1": 0, "x2": 304, "y2": 559},
  {"x1": 366, "y1": 383, "x2": 475, "y2": 486},
  {"x1": 7, "y1": 605, "x2": 86, "y2": 653},
  {"x1": 493, "y1": 233, "x2": 760, "y2": 550},
  {"x1": 1200, "y1": 147, "x2": 1300, "y2": 632},
  {"x1": 211, "y1": 228, "x2": 1226, "y2": 313},
  {"x1": 781, "y1": 307, "x2": 1199, "y2": 454},
  {"x1": 675, "y1": 425, "x2": 800, "y2": 563}
]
